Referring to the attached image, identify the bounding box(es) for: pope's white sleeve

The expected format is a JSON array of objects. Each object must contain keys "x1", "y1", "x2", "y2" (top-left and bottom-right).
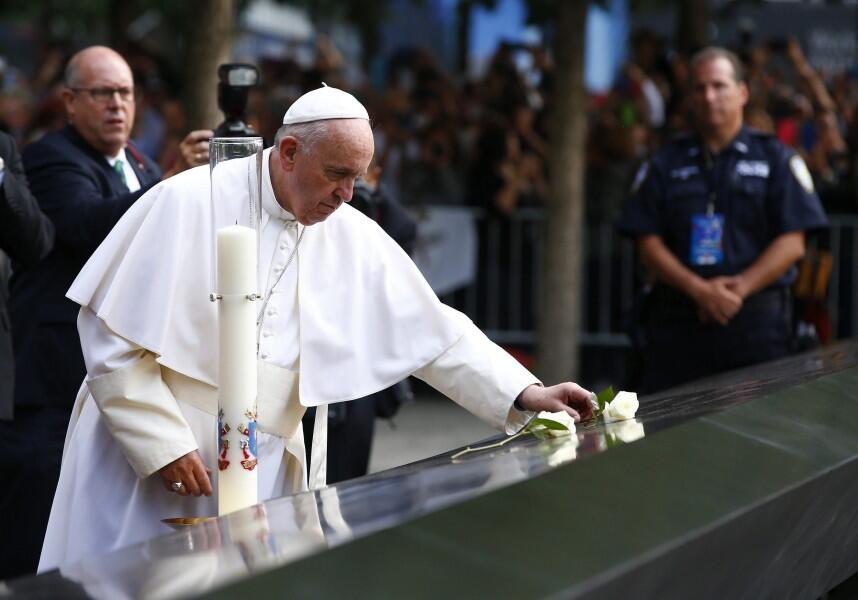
[
  {"x1": 78, "y1": 306, "x2": 147, "y2": 376},
  {"x1": 78, "y1": 307, "x2": 199, "y2": 478},
  {"x1": 412, "y1": 323, "x2": 539, "y2": 434}
]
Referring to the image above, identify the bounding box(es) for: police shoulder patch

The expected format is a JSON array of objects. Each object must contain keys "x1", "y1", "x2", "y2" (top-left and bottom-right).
[
  {"x1": 631, "y1": 161, "x2": 649, "y2": 195},
  {"x1": 789, "y1": 155, "x2": 814, "y2": 193}
]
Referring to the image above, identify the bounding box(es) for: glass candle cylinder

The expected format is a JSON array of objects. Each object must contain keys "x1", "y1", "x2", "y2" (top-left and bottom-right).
[{"x1": 209, "y1": 137, "x2": 263, "y2": 516}]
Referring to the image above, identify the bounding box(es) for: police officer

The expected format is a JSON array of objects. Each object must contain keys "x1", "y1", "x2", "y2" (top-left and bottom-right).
[{"x1": 618, "y1": 47, "x2": 827, "y2": 393}]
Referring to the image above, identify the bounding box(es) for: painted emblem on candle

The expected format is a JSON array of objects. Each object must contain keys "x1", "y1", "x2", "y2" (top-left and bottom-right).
[
  {"x1": 238, "y1": 408, "x2": 258, "y2": 471},
  {"x1": 218, "y1": 408, "x2": 231, "y2": 471}
]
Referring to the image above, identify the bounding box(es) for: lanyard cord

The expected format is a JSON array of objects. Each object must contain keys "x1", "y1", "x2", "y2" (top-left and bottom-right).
[{"x1": 701, "y1": 144, "x2": 717, "y2": 217}]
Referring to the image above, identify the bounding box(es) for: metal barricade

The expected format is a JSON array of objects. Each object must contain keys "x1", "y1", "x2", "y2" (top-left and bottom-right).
[
  {"x1": 433, "y1": 209, "x2": 858, "y2": 350},
  {"x1": 825, "y1": 215, "x2": 858, "y2": 340}
]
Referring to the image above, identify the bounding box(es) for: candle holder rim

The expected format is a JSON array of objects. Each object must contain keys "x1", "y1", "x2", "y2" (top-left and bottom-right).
[{"x1": 209, "y1": 136, "x2": 264, "y2": 143}]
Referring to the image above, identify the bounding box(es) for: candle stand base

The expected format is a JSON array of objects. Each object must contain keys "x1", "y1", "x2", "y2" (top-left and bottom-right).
[{"x1": 161, "y1": 517, "x2": 215, "y2": 530}]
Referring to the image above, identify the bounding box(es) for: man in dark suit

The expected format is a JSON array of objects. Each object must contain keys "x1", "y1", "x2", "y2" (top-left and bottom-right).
[
  {"x1": 2, "y1": 45, "x2": 210, "y2": 579},
  {"x1": 0, "y1": 129, "x2": 55, "y2": 581},
  {"x1": 0, "y1": 131, "x2": 54, "y2": 420},
  {"x1": 13, "y1": 46, "x2": 210, "y2": 414}
]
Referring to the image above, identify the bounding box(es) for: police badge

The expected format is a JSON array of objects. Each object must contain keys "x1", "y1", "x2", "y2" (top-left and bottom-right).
[{"x1": 789, "y1": 155, "x2": 815, "y2": 193}]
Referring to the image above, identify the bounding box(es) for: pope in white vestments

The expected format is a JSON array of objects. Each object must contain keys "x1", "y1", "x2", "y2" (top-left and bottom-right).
[{"x1": 39, "y1": 87, "x2": 594, "y2": 572}]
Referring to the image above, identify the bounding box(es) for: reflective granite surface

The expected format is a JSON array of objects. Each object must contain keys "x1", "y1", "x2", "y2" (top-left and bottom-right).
[{"x1": 7, "y1": 341, "x2": 858, "y2": 599}]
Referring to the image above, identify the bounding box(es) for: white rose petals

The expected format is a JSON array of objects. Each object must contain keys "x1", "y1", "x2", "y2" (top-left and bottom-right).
[
  {"x1": 602, "y1": 391, "x2": 639, "y2": 423},
  {"x1": 536, "y1": 410, "x2": 577, "y2": 436}
]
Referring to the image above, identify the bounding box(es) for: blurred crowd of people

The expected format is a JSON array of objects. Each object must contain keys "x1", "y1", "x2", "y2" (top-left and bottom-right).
[
  {"x1": 592, "y1": 31, "x2": 858, "y2": 223},
  {"x1": 2, "y1": 31, "x2": 856, "y2": 223}
]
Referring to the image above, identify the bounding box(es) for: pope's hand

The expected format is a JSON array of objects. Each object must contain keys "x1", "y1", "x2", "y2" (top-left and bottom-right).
[
  {"x1": 158, "y1": 450, "x2": 213, "y2": 497},
  {"x1": 515, "y1": 383, "x2": 594, "y2": 422}
]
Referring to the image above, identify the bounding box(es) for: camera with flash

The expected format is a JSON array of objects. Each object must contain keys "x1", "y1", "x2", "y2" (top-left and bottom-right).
[{"x1": 214, "y1": 63, "x2": 260, "y2": 138}]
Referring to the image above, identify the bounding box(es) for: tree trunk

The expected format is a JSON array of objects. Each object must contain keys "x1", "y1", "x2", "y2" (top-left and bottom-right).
[
  {"x1": 182, "y1": 0, "x2": 234, "y2": 131},
  {"x1": 456, "y1": 1, "x2": 472, "y2": 75},
  {"x1": 536, "y1": 1, "x2": 588, "y2": 384},
  {"x1": 677, "y1": 0, "x2": 710, "y2": 56},
  {"x1": 108, "y1": 0, "x2": 137, "y2": 54}
]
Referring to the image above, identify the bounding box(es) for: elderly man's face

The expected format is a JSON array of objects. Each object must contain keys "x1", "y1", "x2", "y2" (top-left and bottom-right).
[
  {"x1": 63, "y1": 49, "x2": 135, "y2": 156},
  {"x1": 690, "y1": 56, "x2": 748, "y2": 133},
  {"x1": 277, "y1": 120, "x2": 374, "y2": 225}
]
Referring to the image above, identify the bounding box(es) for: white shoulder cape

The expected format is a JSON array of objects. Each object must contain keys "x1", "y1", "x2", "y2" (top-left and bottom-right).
[{"x1": 67, "y1": 156, "x2": 467, "y2": 406}]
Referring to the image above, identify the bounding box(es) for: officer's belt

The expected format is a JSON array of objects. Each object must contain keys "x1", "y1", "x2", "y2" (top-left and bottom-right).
[{"x1": 649, "y1": 285, "x2": 791, "y2": 319}]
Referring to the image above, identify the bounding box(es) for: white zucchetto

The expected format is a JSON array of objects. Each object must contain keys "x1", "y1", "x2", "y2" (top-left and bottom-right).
[{"x1": 282, "y1": 83, "x2": 369, "y2": 125}]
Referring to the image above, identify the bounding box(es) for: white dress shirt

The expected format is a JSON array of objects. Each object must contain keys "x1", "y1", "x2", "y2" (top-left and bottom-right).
[{"x1": 105, "y1": 149, "x2": 141, "y2": 192}]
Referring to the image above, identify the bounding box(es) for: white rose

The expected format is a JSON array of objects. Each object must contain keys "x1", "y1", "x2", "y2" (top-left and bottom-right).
[
  {"x1": 605, "y1": 419, "x2": 646, "y2": 443},
  {"x1": 602, "y1": 391, "x2": 639, "y2": 423},
  {"x1": 536, "y1": 410, "x2": 576, "y2": 436}
]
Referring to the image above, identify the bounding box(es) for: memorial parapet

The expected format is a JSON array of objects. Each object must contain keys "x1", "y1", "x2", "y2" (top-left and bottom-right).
[{"x1": 6, "y1": 341, "x2": 858, "y2": 599}]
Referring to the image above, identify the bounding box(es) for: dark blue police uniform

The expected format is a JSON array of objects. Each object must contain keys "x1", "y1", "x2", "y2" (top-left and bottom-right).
[{"x1": 618, "y1": 127, "x2": 827, "y2": 392}]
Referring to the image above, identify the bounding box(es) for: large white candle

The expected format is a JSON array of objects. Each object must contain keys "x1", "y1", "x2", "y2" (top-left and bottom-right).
[
  {"x1": 216, "y1": 225, "x2": 259, "y2": 515},
  {"x1": 216, "y1": 225, "x2": 258, "y2": 294}
]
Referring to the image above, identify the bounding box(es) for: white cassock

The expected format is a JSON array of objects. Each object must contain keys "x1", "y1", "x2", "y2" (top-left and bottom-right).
[{"x1": 39, "y1": 148, "x2": 538, "y2": 572}]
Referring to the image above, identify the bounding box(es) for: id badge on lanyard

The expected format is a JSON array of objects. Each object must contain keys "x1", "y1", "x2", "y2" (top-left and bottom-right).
[
  {"x1": 690, "y1": 212, "x2": 724, "y2": 265},
  {"x1": 690, "y1": 147, "x2": 725, "y2": 266}
]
